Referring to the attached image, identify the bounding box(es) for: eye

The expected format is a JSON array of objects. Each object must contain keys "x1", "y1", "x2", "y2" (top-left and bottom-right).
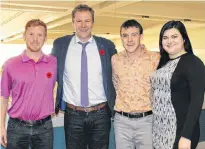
[
  {"x1": 38, "y1": 34, "x2": 42, "y2": 37},
  {"x1": 162, "y1": 36, "x2": 168, "y2": 40},
  {"x1": 172, "y1": 35, "x2": 178, "y2": 38},
  {"x1": 29, "y1": 33, "x2": 33, "y2": 36},
  {"x1": 121, "y1": 34, "x2": 128, "y2": 38},
  {"x1": 132, "y1": 33, "x2": 138, "y2": 36}
]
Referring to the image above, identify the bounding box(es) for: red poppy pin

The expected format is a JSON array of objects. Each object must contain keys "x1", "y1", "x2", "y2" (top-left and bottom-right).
[
  {"x1": 99, "y1": 50, "x2": 105, "y2": 56},
  {"x1": 46, "y1": 72, "x2": 52, "y2": 78}
]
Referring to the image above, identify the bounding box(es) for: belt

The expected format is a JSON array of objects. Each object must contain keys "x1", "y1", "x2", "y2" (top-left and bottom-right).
[
  {"x1": 10, "y1": 115, "x2": 51, "y2": 126},
  {"x1": 116, "y1": 110, "x2": 152, "y2": 118},
  {"x1": 67, "y1": 102, "x2": 107, "y2": 112}
]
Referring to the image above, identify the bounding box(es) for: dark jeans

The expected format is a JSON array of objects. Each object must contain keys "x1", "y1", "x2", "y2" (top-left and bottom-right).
[
  {"x1": 64, "y1": 105, "x2": 111, "y2": 149},
  {"x1": 6, "y1": 117, "x2": 53, "y2": 149}
]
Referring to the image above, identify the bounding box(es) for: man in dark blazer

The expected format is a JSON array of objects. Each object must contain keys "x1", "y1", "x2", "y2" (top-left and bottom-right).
[{"x1": 51, "y1": 4, "x2": 117, "y2": 149}]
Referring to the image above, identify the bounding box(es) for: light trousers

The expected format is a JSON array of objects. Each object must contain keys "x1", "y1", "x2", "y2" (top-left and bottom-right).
[{"x1": 114, "y1": 112, "x2": 153, "y2": 149}]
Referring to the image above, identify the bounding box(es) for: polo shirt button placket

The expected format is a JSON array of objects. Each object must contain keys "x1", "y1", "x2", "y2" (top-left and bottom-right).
[
  {"x1": 34, "y1": 63, "x2": 38, "y2": 78},
  {"x1": 32, "y1": 62, "x2": 36, "y2": 78}
]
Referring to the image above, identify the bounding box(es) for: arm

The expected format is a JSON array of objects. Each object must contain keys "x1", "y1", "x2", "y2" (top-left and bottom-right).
[
  {"x1": 1, "y1": 62, "x2": 11, "y2": 147},
  {"x1": 107, "y1": 39, "x2": 117, "y2": 117},
  {"x1": 111, "y1": 54, "x2": 118, "y2": 118},
  {"x1": 50, "y1": 39, "x2": 60, "y2": 114},
  {"x1": 150, "y1": 52, "x2": 160, "y2": 105},
  {"x1": 180, "y1": 56, "x2": 205, "y2": 139},
  {"x1": 1, "y1": 97, "x2": 8, "y2": 147},
  {"x1": 111, "y1": 55, "x2": 118, "y2": 91}
]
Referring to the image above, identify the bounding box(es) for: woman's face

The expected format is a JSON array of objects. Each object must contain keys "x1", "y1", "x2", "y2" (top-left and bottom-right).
[{"x1": 162, "y1": 28, "x2": 185, "y2": 58}]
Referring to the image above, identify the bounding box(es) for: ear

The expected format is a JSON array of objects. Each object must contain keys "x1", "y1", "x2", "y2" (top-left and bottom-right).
[
  {"x1": 72, "y1": 21, "x2": 74, "y2": 28},
  {"x1": 44, "y1": 36, "x2": 47, "y2": 43},
  {"x1": 23, "y1": 32, "x2": 26, "y2": 41},
  {"x1": 140, "y1": 34, "x2": 144, "y2": 40}
]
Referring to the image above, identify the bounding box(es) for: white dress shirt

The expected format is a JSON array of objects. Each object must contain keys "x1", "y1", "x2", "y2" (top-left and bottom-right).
[{"x1": 62, "y1": 35, "x2": 107, "y2": 107}]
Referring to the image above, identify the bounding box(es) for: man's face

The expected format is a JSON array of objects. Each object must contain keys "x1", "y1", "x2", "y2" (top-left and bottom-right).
[
  {"x1": 72, "y1": 11, "x2": 94, "y2": 42},
  {"x1": 24, "y1": 25, "x2": 47, "y2": 52},
  {"x1": 121, "y1": 27, "x2": 143, "y2": 53}
]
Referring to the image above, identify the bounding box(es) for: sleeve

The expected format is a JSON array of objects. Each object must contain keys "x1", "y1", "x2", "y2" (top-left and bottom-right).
[
  {"x1": 180, "y1": 56, "x2": 205, "y2": 139},
  {"x1": 150, "y1": 52, "x2": 160, "y2": 105},
  {"x1": 152, "y1": 52, "x2": 160, "y2": 69},
  {"x1": 1, "y1": 61, "x2": 12, "y2": 99},
  {"x1": 108, "y1": 40, "x2": 117, "y2": 56},
  {"x1": 50, "y1": 39, "x2": 60, "y2": 82},
  {"x1": 51, "y1": 39, "x2": 58, "y2": 57},
  {"x1": 111, "y1": 54, "x2": 118, "y2": 91}
]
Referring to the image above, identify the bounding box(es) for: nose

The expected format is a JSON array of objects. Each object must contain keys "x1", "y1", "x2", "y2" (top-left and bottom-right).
[
  {"x1": 128, "y1": 35, "x2": 133, "y2": 42},
  {"x1": 33, "y1": 35, "x2": 38, "y2": 41},
  {"x1": 81, "y1": 22, "x2": 86, "y2": 28},
  {"x1": 32, "y1": 35, "x2": 38, "y2": 43},
  {"x1": 167, "y1": 38, "x2": 174, "y2": 44}
]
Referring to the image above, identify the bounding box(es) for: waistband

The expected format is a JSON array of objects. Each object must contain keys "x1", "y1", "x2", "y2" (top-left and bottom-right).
[
  {"x1": 116, "y1": 110, "x2": 152, "y2": 119},
  {"x1": 10, "y1": 115, "x2": 51, "y2": 126},
  {"x1": 67, "y1": 102, "x2": 107, "y2": 112}
]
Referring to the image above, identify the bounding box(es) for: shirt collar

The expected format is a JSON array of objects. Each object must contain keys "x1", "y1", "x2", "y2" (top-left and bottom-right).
[
  {"x1": 21, "y1": 50, "x2": 48, "y2": 63},
  {"x1": 74, "y1": 35, "x2": 94, "y2": 44}
]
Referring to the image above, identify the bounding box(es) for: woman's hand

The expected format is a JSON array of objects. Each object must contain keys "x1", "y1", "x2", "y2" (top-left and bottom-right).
[{"x1": 178, "y1": 137, "x2": 191, "y2": 149}]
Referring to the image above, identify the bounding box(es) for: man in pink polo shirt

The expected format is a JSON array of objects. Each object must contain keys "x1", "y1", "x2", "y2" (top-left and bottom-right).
[{"x1": 1, "y1": 19, "x2": 56, "y2": 149}]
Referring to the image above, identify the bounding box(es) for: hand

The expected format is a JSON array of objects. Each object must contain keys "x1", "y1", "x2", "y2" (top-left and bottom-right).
[
  {"x1": 178, "y1": 137, "x2": 191, "y2": 149},
  {"x1": 1, "y1": 127, "x2": 7, "y2": 147}
]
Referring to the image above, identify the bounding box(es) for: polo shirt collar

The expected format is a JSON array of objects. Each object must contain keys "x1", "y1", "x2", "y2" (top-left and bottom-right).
[{"x1": 21, "y1": 50, "x2": 48, "y2": 63}]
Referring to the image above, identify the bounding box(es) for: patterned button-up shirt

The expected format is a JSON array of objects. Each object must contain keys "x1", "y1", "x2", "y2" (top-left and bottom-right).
[{"x1": 112, "y1": 46, "x2": 160, "y2": 112}]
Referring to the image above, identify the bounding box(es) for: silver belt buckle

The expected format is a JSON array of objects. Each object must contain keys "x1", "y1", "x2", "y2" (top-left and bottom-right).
[
  {"x1": 27, "y1": 120, "x2": 35, "y2": 126},
  {"x1": 127, "y1": 113, "x2": 130, "y2": 118},
  {"x1": 84, "y1": 107, "x2": 89, "y2": 112}
]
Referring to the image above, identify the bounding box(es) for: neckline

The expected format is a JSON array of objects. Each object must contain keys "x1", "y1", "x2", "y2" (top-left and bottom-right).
[{"x1": 169, "y1": 52, "x2": 188, "y2": 60}]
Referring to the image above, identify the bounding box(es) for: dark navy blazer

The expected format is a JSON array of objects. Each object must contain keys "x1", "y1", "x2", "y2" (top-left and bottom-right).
[{"x1": 51, "y1": 34, "x2": 117, "y2": 116}]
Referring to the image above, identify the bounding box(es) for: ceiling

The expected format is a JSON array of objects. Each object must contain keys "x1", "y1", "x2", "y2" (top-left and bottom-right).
[{"x1": 0, "y1": 1, "x2": 205, "y2": 54}]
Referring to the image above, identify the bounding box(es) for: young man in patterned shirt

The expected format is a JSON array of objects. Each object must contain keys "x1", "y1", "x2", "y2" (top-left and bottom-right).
[{"x1": 112, "y1": 19, "x2": 160, "y2": 149}]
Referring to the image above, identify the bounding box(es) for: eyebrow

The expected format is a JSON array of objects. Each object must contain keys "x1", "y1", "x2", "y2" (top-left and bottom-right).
[
  {"x1": 122, "y1": 32, "x2": 139, "y2": 35},
  {"x1": 163, "y1": 33, "x2": 178, "y2": 37}
]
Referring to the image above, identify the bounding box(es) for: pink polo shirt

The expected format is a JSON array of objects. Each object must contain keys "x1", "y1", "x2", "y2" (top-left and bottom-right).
[{"x1": 1, "y1": 51, "x2": 57, "y2": 120}]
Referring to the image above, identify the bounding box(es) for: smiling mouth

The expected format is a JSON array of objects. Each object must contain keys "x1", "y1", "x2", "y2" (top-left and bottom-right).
[
  {"x1": 31, "y1": 44, "x2": 39, "y2": 47},
  {"x1": 167, "y1": 43, "x2": 174, "y2": 47},
  {"x1": 80, "y1": 29, "x2": 88, "y2": 32}
]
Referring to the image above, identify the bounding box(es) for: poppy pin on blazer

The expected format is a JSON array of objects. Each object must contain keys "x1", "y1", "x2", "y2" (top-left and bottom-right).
[
  {"x1": 46, "y1": 72, "x2": 52, "y2": 78},
  {"x1": 99, "y1": 50, "x2": 105, "y2": 56}
]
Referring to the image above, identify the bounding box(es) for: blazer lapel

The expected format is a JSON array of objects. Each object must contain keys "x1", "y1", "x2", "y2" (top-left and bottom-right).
[
  {"x1": 94, "y1": 36, "x2": 108, "y2": 94},
  {"x1": 59, "y1": 35, "x2": 74, "y2": 81}
]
